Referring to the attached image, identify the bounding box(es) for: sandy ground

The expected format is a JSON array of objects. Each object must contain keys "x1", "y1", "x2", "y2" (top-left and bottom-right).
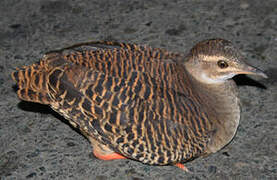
[{"x1": 0, "y1": 0, "x2": 276, "y2": 179}]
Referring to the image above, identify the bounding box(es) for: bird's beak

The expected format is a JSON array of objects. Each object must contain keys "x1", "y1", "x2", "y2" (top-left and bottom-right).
[{"x1": 236, "y1": 62, "x2": 268, "y2": 78}]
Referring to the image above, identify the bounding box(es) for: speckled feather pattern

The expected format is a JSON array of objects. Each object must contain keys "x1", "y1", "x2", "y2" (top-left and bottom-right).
[{"x1": 11, "y1": 40, "x2": 229, "y2": 165}]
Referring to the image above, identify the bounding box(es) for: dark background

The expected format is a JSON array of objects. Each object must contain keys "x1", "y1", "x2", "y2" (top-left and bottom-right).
[{"x1": 0, "y1": 0, "x2": 276, "y2": 179}]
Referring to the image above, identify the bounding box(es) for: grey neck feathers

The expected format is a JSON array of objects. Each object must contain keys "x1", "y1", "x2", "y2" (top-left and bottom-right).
[{"x1": 192, "y1": 79, "x2": 241, "y2": 153}]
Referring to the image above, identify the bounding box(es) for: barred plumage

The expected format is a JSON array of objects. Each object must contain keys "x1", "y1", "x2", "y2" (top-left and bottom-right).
[{"x1": 11, "y1": 39, "x2": 267, "y2": 169}]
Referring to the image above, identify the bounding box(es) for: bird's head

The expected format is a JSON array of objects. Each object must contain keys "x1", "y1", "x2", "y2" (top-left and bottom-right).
[{"x1": 184, "y1": 39, "x2": 267, "y2": 84}]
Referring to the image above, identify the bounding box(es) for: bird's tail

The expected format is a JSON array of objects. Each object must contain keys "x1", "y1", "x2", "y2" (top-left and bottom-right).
[{"x1": 11, "y1": 53, "x2": 62, "y2": 104}]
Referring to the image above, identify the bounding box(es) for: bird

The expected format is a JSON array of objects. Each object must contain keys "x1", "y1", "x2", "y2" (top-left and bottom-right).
[{"x1": 11, "y1": 38, "x2": 267, "y2": 171}]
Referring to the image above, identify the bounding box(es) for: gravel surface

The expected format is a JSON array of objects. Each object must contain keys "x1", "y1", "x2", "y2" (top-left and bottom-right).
[{"x1": 0, "y1": 0, "x2": 276, "y2": 179}]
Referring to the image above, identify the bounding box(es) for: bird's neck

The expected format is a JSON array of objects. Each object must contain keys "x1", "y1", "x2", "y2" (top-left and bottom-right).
[{"x1": 192, "y1": 79, "x2": 241, "y2": 153}]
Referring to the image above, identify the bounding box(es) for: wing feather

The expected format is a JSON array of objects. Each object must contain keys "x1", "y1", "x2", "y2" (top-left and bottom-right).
[
  {"x1": 46, "y1": 55, "x2": 211, "y2": 165},
  {"x1": 12, "y1": 41, "x2": 213, "y2": 165}
]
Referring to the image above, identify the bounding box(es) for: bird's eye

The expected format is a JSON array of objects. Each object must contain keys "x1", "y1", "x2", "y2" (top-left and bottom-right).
[{"x1": 217, "y1": 60, "x2": 228, "y2": 69}]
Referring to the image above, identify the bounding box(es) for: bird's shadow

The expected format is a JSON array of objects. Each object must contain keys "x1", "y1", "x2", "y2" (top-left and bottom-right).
[
  {"x1": 11, "y1": 85, "x2": 87, "y2": 140},
  {"x1": 17, "y1": 100, "x2": 85, "y2": 138},
  {"x1": 11, "y1": 85, "x2": 66, "y2": 123},
  {"x1": 18, "y1": 101, "x2": 61, "y2": 119},
  {"x1": 233, "y1": 74, "x2": 267, "y2": 89},
  {"x1": 233, "y1": 67, "x2": 276, "y2": 89}
]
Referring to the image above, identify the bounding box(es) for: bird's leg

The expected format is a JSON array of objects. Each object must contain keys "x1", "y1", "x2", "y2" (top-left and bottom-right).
[
  {"x1": 89, "y1": 137, "x2": 126, "y2": 160},
  {"x1": 175, "y1": 163, "x2": 190, "y2": 173}
]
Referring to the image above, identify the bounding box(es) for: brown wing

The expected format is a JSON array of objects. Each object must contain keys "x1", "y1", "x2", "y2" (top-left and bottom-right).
[{"x1": 12, "y1": 41, "x2": 213, "y2": 165}]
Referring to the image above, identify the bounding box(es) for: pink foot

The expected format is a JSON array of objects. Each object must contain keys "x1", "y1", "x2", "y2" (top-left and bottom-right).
[
  {"x1": 93, "y1": 149, "x2": 126, "y2": 160},
  {"x1": 175, "y1": 163, "x2": 191, "y2": 172}
]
